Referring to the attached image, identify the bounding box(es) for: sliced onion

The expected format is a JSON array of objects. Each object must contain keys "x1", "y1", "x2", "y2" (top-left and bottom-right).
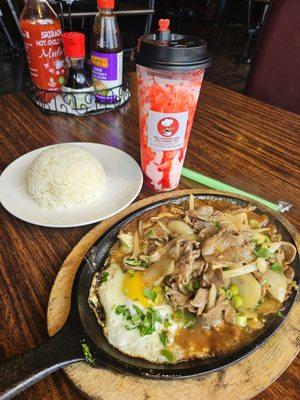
[
  {"x1": 157, "y1": 221, "x2": 172, "y2": 235},
  {"x1": 142, "y1": 259, "x2": 175, "y2": 286},
  {"x1": 167, "y1": 220, "x2": 194, "y2": 236},
  {"x1": 138, "y1": 220, "x2": 144, "y2": 238},
  {"x1": 223, "y1": 263, "x2": 257, "y2": 279},
  {"x1": 189, "y1": 194, "x2": 195, "y2": 210},
  {"x1": 132, "y1": 230, "x2": 141, "y2": 257},
  {"x1": 268, "y1": 242, "x2": 282, "y2": 254},
  {"x1": 231, "y1": 274, "x2": 261, "y2": 309},
  {"x1": 256, "y1": 258, "x2": 267, "y2": 273},
  {"x1": 151, "y1": 212, "x2": 175, "y2": 220},
  {"x1": 148, "y1": 249, "x2": 161, "y2": 263},
  {"x1": 207, "y1": 283, "x2": 217, "y2": 310},
  {"x1": 264, "y1": 269, "x2": 287, "y2": 303}
]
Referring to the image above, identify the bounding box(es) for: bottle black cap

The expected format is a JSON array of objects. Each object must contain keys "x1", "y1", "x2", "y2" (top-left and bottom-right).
[{"x1": 133, "y1": 19, "x2": 212, "y2": 72}]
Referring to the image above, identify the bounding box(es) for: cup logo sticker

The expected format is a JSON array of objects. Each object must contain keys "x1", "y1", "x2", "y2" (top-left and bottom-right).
[
  {"x1": 148, "y1": 110, "x2": 188, "y2": 151},
  {"x1": 157, "y1": 117, "x2": 179, "y2": 137}
]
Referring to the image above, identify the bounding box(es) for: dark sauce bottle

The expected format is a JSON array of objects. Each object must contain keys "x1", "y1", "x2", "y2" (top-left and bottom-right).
[
  {"x1": 62, "y1": 32, "x2": 94, "y2": 110},
  {"x1": 91, "y1": 0, "x2": 123, "y2": 103}
]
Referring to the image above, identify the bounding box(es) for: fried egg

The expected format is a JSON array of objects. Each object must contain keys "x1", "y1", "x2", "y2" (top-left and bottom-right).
[{"x1": 89, "y1": 263, "x2": 183, "y2": 363}]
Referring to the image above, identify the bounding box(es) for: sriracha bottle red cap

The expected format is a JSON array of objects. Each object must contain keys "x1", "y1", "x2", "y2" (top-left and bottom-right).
[
  {"x1": 97, "y1": 0, "x2": 115, "y2": 9},
  {"x1": 62, "y1": 32, "x2": 86, "y2": 58}
]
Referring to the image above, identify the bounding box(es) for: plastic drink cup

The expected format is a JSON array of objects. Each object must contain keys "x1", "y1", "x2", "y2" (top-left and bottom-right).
[{"x1": 133, "y1": 19, "x2": 212, "y2": 192}]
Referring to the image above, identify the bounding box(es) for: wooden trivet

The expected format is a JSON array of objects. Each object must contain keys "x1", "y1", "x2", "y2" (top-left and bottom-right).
[{"x1": 47, "y1": 190, "x2": 300, "y2": 400}]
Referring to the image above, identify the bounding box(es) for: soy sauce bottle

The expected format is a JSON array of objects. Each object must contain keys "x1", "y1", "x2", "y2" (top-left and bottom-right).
[
  {"x1": 91, "y1": 0, "x2": 123, "y2": 103},
  {"x1": 61, "y1": 32, "x2": 94, "y2": 110}
]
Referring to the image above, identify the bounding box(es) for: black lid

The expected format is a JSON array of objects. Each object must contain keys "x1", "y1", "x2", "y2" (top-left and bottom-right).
[{"x1": 133, "y1": 20, "x2": 212, "y2": 72}]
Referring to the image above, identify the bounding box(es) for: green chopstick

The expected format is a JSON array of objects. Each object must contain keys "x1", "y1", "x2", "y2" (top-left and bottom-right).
[{"x1": 181, "y1": 167, "x2": 284, "y2": 211}]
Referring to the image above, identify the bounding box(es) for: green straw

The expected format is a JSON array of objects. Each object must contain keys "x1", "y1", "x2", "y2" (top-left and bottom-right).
[{"x1": 181, "y1": 167, "x2": 279, "y2": 211}]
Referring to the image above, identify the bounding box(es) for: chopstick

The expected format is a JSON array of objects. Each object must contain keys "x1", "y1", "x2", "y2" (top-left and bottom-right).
[{"x1": 181, "y1": 167, "x2": 291, "y2": 212}]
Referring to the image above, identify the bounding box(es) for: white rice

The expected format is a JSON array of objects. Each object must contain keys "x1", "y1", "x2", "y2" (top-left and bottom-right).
[{"x1": 27, "y1": 144, "x2": 106, "y2": 209}]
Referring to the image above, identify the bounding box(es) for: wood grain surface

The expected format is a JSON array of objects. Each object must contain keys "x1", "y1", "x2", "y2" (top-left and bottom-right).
[
  {"x1": 47, "y1": 189, "x2": 300, "y2": 400},
  {"x1": 0, "y1": 75, "x2": 300, "y2": 400}
]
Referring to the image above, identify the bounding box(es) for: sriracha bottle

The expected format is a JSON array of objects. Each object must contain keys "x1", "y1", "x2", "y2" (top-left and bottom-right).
[{"x1": 19, "y1": 0, "x2": 65, "y2": 99}]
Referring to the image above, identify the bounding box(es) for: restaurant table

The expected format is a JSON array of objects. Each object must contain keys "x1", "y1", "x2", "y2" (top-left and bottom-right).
[{"x1": 0, "y1": 75, "x2": 299, "y2": 400}]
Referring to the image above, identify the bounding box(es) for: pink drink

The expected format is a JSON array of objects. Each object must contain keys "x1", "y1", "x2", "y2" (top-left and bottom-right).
[
  {"x1": 134, "y1": 19, "x2": 211, "y2": 192},
  {"x1": 137, "y1": 65, "x2": 204, "y2": 191}
]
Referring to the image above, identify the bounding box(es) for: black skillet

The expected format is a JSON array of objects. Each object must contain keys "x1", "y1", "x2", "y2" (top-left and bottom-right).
[{"x1": 0, "y1": 194, "x2": 299, "y2": 400}]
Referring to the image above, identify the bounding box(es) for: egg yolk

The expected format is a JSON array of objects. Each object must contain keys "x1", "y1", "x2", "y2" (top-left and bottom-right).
[{"x1": 123, "y1": 271, "x2": 152, "y2": 307}]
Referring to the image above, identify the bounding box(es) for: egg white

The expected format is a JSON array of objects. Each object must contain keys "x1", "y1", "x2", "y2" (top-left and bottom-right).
[{"x1": 90, "y1": 263, "x2": 183, "y2": 363}]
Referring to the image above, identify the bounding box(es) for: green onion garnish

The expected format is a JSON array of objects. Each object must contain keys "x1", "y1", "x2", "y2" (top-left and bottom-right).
[
  {"x1": 270, "y1": 262, "x2": 282, "y2": 273},
  {"x1": 235, "y1": 314, "x2": 247, "y2": 327},
  {"x1": 255, "y1": 247, "x2": 271, "y2": 259},
  {"x1": 81, "y1": 343, "x2": 95, "y2": 364},
  {"x1": 143, "y1": 287, "x2": 157, "y2": 302},
  {"x1": 100, "y1": 271, "x2": 109, "y2": 284},
  {"x1": 159, "y1": 331, "x2": 168, "y2": 347},
  {"x1": 161, "y1": 349, "x2": 174, "y2": 363}
]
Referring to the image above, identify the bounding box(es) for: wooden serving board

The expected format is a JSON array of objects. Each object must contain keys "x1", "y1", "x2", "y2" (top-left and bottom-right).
[{"x1": 47, "y1": 189, "x2": 300, "y2": 400}]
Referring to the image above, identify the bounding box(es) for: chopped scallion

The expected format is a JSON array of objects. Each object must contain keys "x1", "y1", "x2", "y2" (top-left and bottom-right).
[
  {"x1": 232, "y1": 295, "x2": 244, "y2": 308},
  {"x1": 100, "y1": 271, "x2": 109, "y2": 284},
  {"x1": 235, "y1": 314, "x2": 247, "y2": 327},
  {"x1": 143, "y1": 287, "x2": 157, "y2": 302},
  {"x1": 270, "y1": 262, "x2": 282, "y2": 273},
  {"x1": 161, "y1": 349, "x2": 174, "y2": 363},
  {"x1": 159, "y1": 331, "x2": 168, "y2": 347}
]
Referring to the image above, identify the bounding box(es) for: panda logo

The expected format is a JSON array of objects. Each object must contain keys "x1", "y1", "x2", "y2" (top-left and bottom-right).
[{"x1": 157, "y1": 117, "x2": 179, "y2": 137}]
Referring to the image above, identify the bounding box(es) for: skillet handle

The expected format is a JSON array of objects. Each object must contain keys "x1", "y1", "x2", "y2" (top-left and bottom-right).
[{"x1": 0, "y1": 325, "x2": 85, "y2": 400}]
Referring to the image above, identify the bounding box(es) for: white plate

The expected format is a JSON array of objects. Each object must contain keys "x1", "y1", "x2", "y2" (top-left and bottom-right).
[{"x1": 0, "y1": 143, "x2": 143, "y2": 228}]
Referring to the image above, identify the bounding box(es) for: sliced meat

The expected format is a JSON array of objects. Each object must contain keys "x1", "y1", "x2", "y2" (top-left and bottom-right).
[
  {"x1": 165, "y1": 286, "x2": 190, "y2": 309},
  {"x1": 196, "y1": 205, "x2": 214, "y2": 219},
  {"x1": 202, "y1": 269, "x2": 224, "y2": 288},
  {"x1": 198, "y1": 300, "x2": 230, "y2": 329},
  {"x1": 186, "y1": 205, "x2": 213, "y2": 221},
  {"x1": 190, "y1": 288, "x2": 208, "y2": 315},
  {"x1": 202, "y1": 230, "x2": 252, "y2": 259},
  {"x1": 191, "y1": 259, "x2": 205, "y2": 278},
  {"x1": 147, "y1": 224, "x2": 169, "y2": 243},
  {"x1": 224, "y1": 307, "x2": 236, "y2": 325},
  {"x1": 198, "y1": 225, "x2": 220, "y2": 240},
  {"x1": 280, "y1": 242, "x2": 297, "y2": 263},
  {"x1": 216, "y1": 243, "x2": 255, "y2": 263},
  {"x1": 170, "y1": 241, "x2": 201, "y2": 286},
  {"x1": 121, "y1": 264, "x2": 147, "y2": 272},
  {"x1": 193, "y1": 220, "x2": 214, "y2": 231},
  {"x1": 284, "y1": 266, "x2": 295, "y2": 281},
  {"x1": 173, "y1": 250, "x2": 200, "y2": 285},
  {"x1": 203, "y1": 243, "x2": 255, "y2": 264}
]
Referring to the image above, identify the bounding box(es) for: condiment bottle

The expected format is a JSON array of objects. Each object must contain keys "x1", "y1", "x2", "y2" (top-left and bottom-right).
[
  {"x1": 61, "y1": 32, "x2": 94, "y2": 110},
  {"x1": 91, "y1": 0, "x2": 123, "y2": 103},
  {"x1": 19, "y1": 0, "x2": 65, "y2": 98}
]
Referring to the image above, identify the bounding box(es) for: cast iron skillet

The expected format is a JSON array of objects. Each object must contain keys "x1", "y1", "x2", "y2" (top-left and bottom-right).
[{"x1": 0, "y1": 194, "x2": 299, "y2": 400}]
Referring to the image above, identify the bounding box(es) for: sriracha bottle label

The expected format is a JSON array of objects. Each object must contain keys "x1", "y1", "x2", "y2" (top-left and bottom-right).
[{"x1": 20, "y1": 19, "x2": 65, "y2": 91}]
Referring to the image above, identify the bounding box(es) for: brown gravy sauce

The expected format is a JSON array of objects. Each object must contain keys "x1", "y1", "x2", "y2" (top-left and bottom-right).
[{"x1": 175, "y1": 322, "x2": 253, "y2": 358}]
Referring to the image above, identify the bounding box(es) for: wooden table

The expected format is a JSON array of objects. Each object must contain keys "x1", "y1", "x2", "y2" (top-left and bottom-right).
[{"x1": 0, "y1": 77, "x2": 299, "y2": 400}]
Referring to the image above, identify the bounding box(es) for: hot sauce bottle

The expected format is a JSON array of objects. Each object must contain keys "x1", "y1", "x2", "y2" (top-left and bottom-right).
[
  {"x1": 91, "y1": 0, "x2": 123, "y2": 103},
  {"x1": 19, "y1": 0, "x2": 65, "y2": 98}
]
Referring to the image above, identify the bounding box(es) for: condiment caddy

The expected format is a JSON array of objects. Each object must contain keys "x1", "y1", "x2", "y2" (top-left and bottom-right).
[{"x1": 20, "y1": 0, "x2": 130, "y2": 116}]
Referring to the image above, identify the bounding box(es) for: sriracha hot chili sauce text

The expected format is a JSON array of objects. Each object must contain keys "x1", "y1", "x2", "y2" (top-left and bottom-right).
[
  {"x1": 19, "y1": 0, "x2": 65, "y2": 97},
  {"x1": 134, "y1": 20, "x2": 212, "y2": 192}
]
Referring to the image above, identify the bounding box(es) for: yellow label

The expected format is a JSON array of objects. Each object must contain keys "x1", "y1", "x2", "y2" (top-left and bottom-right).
[{"x1": 91, "y1": 55, "x2": 108, "y2": 68}]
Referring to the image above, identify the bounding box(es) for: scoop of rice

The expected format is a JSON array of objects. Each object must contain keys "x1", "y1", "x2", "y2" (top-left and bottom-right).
[{"x1": 27, "y1": 144, "x2": 106, "y2": 209}]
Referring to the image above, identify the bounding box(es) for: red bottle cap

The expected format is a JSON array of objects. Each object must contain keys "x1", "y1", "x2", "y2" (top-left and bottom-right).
[
  {"x1": 62, "y1": 32, "x2": 85, "y2": 58},
  {"x1": 97, "y1": 0, "x2": 115, "y2": 9},
  {"x1": 158, "y1": 19, "x2": 170, "y2": 31}
]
